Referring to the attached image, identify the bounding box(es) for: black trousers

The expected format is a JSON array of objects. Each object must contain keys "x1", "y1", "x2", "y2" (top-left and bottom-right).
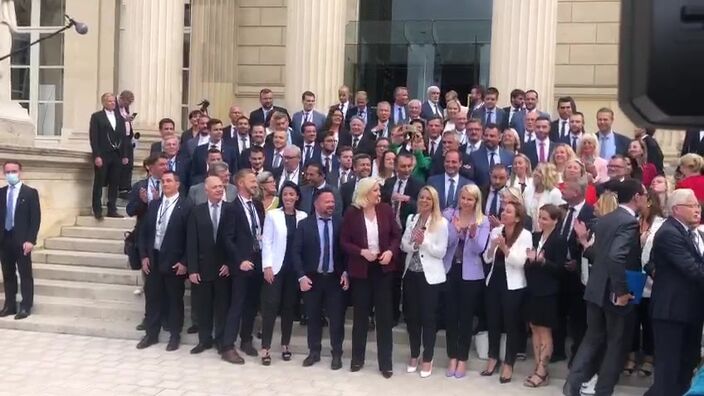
[
  {"x1": 144, "y1": 252, "x2": 185, "y2": 339},
  {"x1": 566, "y1": 301, "x2": 635, "y2": 396},
  {"x1": 222, "y1": 269, "x2": 262, "y2": 350},
  {"x1": 303, "y1": 273, "x2": 345, "y2": 356},
  {"x1": 485, "y1": 280, "x2": 524, "y2": 365},
  {"x1": 351, "y1": 265, "x2": 394, "y2": 371},
  {"x1": 445, "y1": 262, "x2": 484, "y2": 361},
  {"x1": 554, "y1": 280, "x2": 587, "y2": 360},
  {"x1": 260, "y1": 270, "x2": 298, "y2": 349},
  {"x1": 0, "y1": 231, "x2": 33, "y2": 311},
  {"x1": 92, "y1": 151, "x2": 121, "y2": 214},
  {"x1": 190, "y1": 289, "x2": 199, "y2": 327},
  {"x1": 630, "y1": 297, "x2": 654, "y2": 355},
  {"x1": 193, "y1": 276, "x2": 230, "y2": 346},
  {"x1": 120, "y1": 143, "x2": 134, "y2": 191},
  {"x1": 646, "y1": 319, "x2": 703, "y2": 396},
  {"x1": 403, "y1": 271, "x2": 441, "y2": 362}
]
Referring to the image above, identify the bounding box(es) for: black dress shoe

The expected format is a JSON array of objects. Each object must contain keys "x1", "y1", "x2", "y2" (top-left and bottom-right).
[
  {"x1": 186, "y1": 325, "x2": 198, "y2": 334},
  {"x1": 14, "y1": 309, "x2": 29, "y2": 320},
  {"x1": 368, "y1": 317, "x2": 376, "y2": 331},
  {"x1": 331, "y1": 355, "x2": 342, "y2": 370},
  {"x1": 321, "y1": 316, "x2": 328, "y2": 327},
  {"x1": 106, "y1": 212, "x2": 124, "y2": 218},
  {"x1": 190, "y1": 343, "x2": 212, "y2": 354},
  {"x1": 136, "y1": 336, "x2": 158, "y2": 349},
  {"x1": 166, "y1": 336, "x2": 180, "y2": 351},
  {"x1": 562, "y1": 381, "x2": 580, "y2": 396},
  {"x1": 350, "y1": 362, "x2": 363, "y2": 372},
  {"x1": 240, "y1": 341, "x2": 258, "y2": 357},
  {"x1": 302, "y1": 354, "x2": 320, "y2": 367},
  {"x1": 381, "y1": 370, "x2": 393, "y2": 379},
  {"x1": 94, "y1": 212, "x2": 104, "y2": 220},
  {"x1": 136, "y1": 319, "x2": 146, "y2": 331},
  {"x1": 299, "y1": 316, "x2": 308, "y2": 326},
  {"x1": 0, "y1": 306, "x2": 16, "y2": 317}
]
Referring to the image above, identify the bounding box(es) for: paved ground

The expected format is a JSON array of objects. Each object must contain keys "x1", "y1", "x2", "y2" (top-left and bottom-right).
[{"x1": 0, "y1": 329, "x2": 644, "y2": 396}]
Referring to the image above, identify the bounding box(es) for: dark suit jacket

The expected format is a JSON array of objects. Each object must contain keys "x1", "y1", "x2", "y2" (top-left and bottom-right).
[
  {"x1": 168, "y1": 153, "x2": 192, "y2": 194},
  {"x1": 292, "y1": 214, "x2": 345, "y2": 278},
  {"x1": 521, "y1": 139, "x2": 556, "y2": 169},
  {"x1": 340, "y1": 203, "x2": 401, "y2": 277},
  {"x1": 126, "y1": 179, "x2": 152, "y2": 240},
  {"x1": 222, "y1": 198, "x2": 265, "y2": 275},
  {"x1": 180, "y1": 129, "x2": 196, "y2": 151},
  {"x1": 190, "y1": 143, "x2": 238, "y2": 186},
  {"x1": 681, "y1": 129, "x2": 704, "y2": 157},
  {"x1": 299, "y1": 184, "x2": 343, "y2": 218},
  {"x1": 550, "y1": 119, "x2": 572, "y2": 142},
  {"x1": 249, "y1": 106, "x2": 288, "y2": 127},
  {"x1": 471, "y1": 106, "x2": 508, "y2": 130},
  {"x1": 381, "y1": 176, "x2": 423, "y2": 230},
  {"x1": 563, "y1": 203, "x2": 596, "y2": 284},
  {"x1": 150, "y1": 141, "x2": 163, "y2": 155},
  {"x1": 0, "y1": 184, "x2": 40, "y2": 245},
  {"x1": 583, "y1": 207, "x2": 641, "y2": 312},
  {"x1": 345, "y1": 106, "x2": 377, "y2": 129},
  {"x1": 138, "y1": 196, "x2": 193, "y2": 274},
  {"x1": 421, "y1": 101, "x2": 444, "y2": 121},
  {"x1": 469, "y1": 147, "x2": 514, "y2": 187},
  {"x1": 89, "y1": 109, "x2": 128, "y2": 159},
  {"x1": 642, "y1": 135, "x2": 664, "y2": 175},
  {"x1": 264, "y1": 147, "x2": 284, "y2": 173},
  {"x1": 339, "y1": 179, "x2": 357, "y2": 213},
  {"x1": 338, "y1": 131, "x2": 376, "y2": 156},
  {"x1": 526, "y1": 230, "x2": 567, "y2": 296},
  {"x1": 650, "y1": 217, "x2": 704, "y2": 324},
  {"x1": 187, "y1": 201, "x2": 232, "y2": 281}
]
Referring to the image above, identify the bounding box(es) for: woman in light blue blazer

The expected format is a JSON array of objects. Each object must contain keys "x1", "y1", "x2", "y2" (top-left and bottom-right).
[
  {"x1": 400, "y1": 186, "x2": 448, "y2": 378},
  {"x1": 260, "y1": 181, "x2": 307, "y2": 365},
  {"x1": 442, "y1": 183, "x2": 490, "y2": 378}
]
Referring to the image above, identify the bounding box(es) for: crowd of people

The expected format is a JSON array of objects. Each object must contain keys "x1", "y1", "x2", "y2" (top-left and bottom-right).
[{"x1": 56, "y1": 85, "x2": 704, "y2": 395}]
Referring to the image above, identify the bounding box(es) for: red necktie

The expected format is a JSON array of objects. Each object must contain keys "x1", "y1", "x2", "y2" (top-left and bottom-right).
[{"x1": 539, "y1": 142, "x2": 546, "y2": 163}]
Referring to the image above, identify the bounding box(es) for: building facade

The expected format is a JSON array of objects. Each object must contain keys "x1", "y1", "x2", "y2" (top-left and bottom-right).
[{"x1": 8, "y1": 0, "x2": 683, "y2": 159}]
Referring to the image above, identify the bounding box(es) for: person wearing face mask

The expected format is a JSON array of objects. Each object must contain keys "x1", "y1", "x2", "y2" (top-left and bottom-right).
[{"x1": 0, "y1": 161, "x2": 40, "y2": 320}]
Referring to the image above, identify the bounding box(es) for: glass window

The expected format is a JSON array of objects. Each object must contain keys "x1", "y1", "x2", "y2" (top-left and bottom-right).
[
  {"x1": 39, "y1": 68, "x2": 63, "y2": 101},
  {"x1": 15, "y1": 0, "x2": 31, "y2": 26},
  {"x1": 183, "y1": 33, "x2": 190, "y2": 68},
  {"x1": 182, "y1": 0, "x2": 191, "y2": 130},
  {"x1": 38, "y1": 102, "x2": 62, "y2": 135},
  {"x1": 39, "y1": 33, "x2": 64, "y2": 66},
  {"x1": 11, "y1": 68, "x2": 30, "y2": 100},
  {"x1": 11, "y1": 33, "x2": 31, "y2": 66},
  {"x1": 40, "y1": 0, "x2": 65, "y2": 26}
]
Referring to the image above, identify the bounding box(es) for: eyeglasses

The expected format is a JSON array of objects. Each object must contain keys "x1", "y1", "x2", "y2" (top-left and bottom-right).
[
  {"x1": 283, "y1": 155, "x2": 298, "y2": 160},
  {"x1": 675, "y1": 203, "x2": 700, "y2": 209}
]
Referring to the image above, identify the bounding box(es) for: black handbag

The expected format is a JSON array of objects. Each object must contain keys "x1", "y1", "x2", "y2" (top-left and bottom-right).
[{"x1": 124, "y1": 228, "x2": 141, "y2": 270}]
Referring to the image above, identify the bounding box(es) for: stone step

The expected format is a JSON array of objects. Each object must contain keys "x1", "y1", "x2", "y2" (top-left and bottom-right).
[
  {"x1": 0, "y1": 296, "x2": 142, "y2": 322},
  {"x1": 0, "y1": 279, "x2": 143, "y2": 303},
  {"x1": 60, "y1": 226, "x2": 128, "y2": 241},
  {"x1": 44, "y1": 237, "x2": 124, "y2": 254},
  {"x1": 33, "y1": 249, "x2": 129, "y2": 269},
  {"x1": 33, "y1": 263, "x2": 142, "y2": 286},
  {"x1": 0, "y1": 315, "x2": 652, "y2": 390},
  {"x1": 75, "y1": 215, "x2": 135, "y2": 229}
]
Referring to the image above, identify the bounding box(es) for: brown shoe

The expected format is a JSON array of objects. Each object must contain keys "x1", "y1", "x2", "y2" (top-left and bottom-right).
[{"x1": 221, "y1": 349, "x2": 245, "y2": 365}]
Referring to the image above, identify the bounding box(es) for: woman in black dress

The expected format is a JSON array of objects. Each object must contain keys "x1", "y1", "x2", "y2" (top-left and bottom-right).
[{"x1": 523, "y1": 204, "x2": 567, "y2": 387}]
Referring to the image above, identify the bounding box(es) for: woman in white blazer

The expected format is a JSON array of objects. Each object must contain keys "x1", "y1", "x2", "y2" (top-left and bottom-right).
[
  {"x1": 508, "y1": 153, "x2": 533, "y2": 197},
  {"x1": 400, "y1": 186, "x2": 448, "y2": 378},
  {"x1": 481, "y1": 201, "x2": 532, "y2": 383},
  {"x1": 260, "y1": 181, "x2": 307, "y2": 365},
  {"x1": 524, "y1": 162, "x2": 564, "y2": 232}
]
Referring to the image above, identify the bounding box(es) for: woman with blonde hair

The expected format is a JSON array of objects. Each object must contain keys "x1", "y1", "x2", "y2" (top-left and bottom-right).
[
  {"x1": 550, "y1": 143, "x2": 577, "y2": 183},
  {"x1": 675, "y1": 153, "x2": 704, "y2": 205},
  {"x1": 649, "y1": 175, "x2": 670, "y2": 216},
  {"x1": 560, "y1": 159, "x2": 597, "y2": 205},
  {"x1": 509, "y1": 153, "x2": 533, "y2": 195},
  {"x1": 442, "y1": 184, "x2": 491, "y2": 378},
  {"x1": 501, "y1": 128, "x2": 521, "y2": 155},
  {"x1": 576, "y1": 133, "x2": 609, "y2": 183},
  {"x1": 256, "y1": 171, "x2": 279, "y2": 211},
  {"x1": 524, "y1": 163, "x2": 564, "y2": 232},
  {"x1": 400, "y1": 186, "x2": 448, "y2": 378},
  {"x1": 443, "y1": 99, "x2": 462, "y2": 132},
  {"x1": 341, "y1": 177, "x2": 401, "y2": 378}
]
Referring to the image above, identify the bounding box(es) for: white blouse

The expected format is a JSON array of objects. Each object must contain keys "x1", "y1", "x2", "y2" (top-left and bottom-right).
[{"x1": 365, "y1": 215, "x2": 380, "y2": 254}]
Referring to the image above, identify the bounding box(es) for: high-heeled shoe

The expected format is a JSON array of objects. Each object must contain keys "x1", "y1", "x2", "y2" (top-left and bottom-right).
[
  {"x1": 281, "y1": 346, "x2": 292, "y2": 362},
  {"x1": 480, "y1": 360, "x2": 500, "y2": 376},
  {"x1": 499, "y1": 364, "x2": 513, "y2": 384},
  {"x1": 261, "y1": 351, "x2": 272, "y2": 366},
  {"x1": 454, "y1": 361, "x2": 467, "y2": 379},
  {"x1": 420, "y1": 361, "x2": 433, "y2": 378},
  {"x1": 406, "y1": 358, "x2": 418, "y2": 373}
]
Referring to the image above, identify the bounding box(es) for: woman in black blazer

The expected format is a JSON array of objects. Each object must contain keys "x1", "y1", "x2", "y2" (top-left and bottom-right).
[{"x1": 523, "y1": 203, "x2": 566, "y2": 388}]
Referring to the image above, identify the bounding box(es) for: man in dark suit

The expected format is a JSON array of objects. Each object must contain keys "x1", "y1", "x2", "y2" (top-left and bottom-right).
[
  {"x1": 345, "y1": 91, "x2": 376, "y2": 129},
  {"x1": 330, "y1": 85, "x2": 351, "y2": 119},
  {"x1": 595, "y1": 107, "x2": 631, "y2": 160},
  {"x1": 300, "y1": 122, "x2": 322, "y2": 166},
  {"x1": 300, "y1": 162, "x2": 343, "y2": 217},
  {"x1": 558, "y1": 112, "x2": 585, "y2": 153},
  {"x1": 509, "y1": 89, "x2": 550, "y2": 134},
  {"x1": 680, "y1": 129, "x2": 704, "y2": 157},
  {"x1": 381, "y1": 152, "x2": 423, "y2": 229},
  {"x1": 503, "y1": 88, "x2": 525, "y2": 127},
  {"x1": 339, "y1": 116, "x2": 376, "y2": 156},
  {"x1": 471, "y1": 87, "x2": 507, "y2": 130},
  {"x1": 240, "y1": 146, "x2": 266, "y2": 177},
  {"x1": 162, "y1": 135, "x2": 191, "y2": 194},
  {"x1": 190, "y1": 119, "x2": 238, "y2": 186},
  {"x1": 264, "y1": 129, "x2": 288, "y2": 173},
  {"x1": 221, "y1": 169, "x2": 266, "y2": 363},
  {"x1": 273, "y1": 145, "x2": 304, "y2": 192},
  {"x1": 180, "y1": 109, "x2": 202, "y2": 150},
  {"x1": 224, "y1": 115, "x2": 251, "y2": 160},
  {"x1": 479, "y1": 164, "x2": 508, "y2": 217},
  {"x1": 340, "y1": 153, "x2": 372, "y2": 212},
  {"x1": 220, "y1": 105, "x2": 244, "y2": 148},
  {"x1": 150, "y1": 118, "x2": 176, "y2": 155},
  {"x1": 391, "y1": 86, "x2": 410, "y2": 125},
  {"x1": 469, "y1": 123, "x2": 514, "y2": 187},
  {"x1": 327, "y1": 146, "x2": 354, "y2": 189},
  {"x1": 237, "y1": 125, "x2": 266, "y2": 170},
  {"x1": 427, "y1": 150, "x2": 474, "y2": 209},
  {"x1": 293, "y1": 188, "x2": 348, "y2": 369},
  {"x1": 425, "y1": 116, "x2": 444, "y2": 158},
  {"x1": 136, "y1": 171, "x2": 193, "y2": 351},
  {"x1": 314, "y1": 132, "x2": 341, "y2": 175},
  {"x1": 89, "y1": 92, "x2": 129, "y2": 219},
  {"x1": 117, "y1": 90, "x2": 136, "y2": 195},
  {"x1": 550, "y1": 96, "x2": 576, "y2": 142},
  {"x1": 185, "y1": 114, "x2": 211, "y2": 158},
  {"x1": 248, "y1": 88, "x2": 288, "y2": 128},
  {"x1": 186, "y1": 176, "x2": 232, "y2": 354},
  {"x1": 646, "y1": 189, "x2": 704, "y2": 396},
  {"x1": 368, "y1": 101, "x2": 394, "y2": 138},
  {"x1": 564, "y1": 179, "x2": 645, "y2": 396},
  {"x1": 521, "y1": 116, "x2": 555, "y2": 169},
  {"x1": 552, "y1": 179, "x2": 595, "y2": 364},
  {"x1": 431, "y1": 130, "x2": 474, "y2": 181},
  {"x1": 421, "y1": 85, "x2": 444, "y2": 120},
  {"x1": 0, "y1": 161, "x2": 40, "y2": 320}
]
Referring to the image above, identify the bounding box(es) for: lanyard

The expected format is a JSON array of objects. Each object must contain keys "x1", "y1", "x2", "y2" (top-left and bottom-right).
[{"x1": 157, "y1": 197, "x2": 178, "y2": 226}]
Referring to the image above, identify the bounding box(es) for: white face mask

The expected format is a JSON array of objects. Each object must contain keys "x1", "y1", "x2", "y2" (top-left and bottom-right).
[{"x1": 5, "y1": 173, "x2": 19, "y2": 186}]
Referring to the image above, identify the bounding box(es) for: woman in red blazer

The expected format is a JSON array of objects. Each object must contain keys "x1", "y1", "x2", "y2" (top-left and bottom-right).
[
  {"x1": 676, "y1": 153, "x2": 704, "y2": 209},
  {"x1": 341, "y1": 177, "x2": 401, "y2": 378}
]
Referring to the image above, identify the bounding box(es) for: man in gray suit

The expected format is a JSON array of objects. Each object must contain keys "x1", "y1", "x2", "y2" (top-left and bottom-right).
[
  {"x1": 291, "y1": 91, "x2": 326, "y2": 137},
  {"x1": 299, "y1": 162, "x2": 342, "y2": 218},
  {"x1": 509, "y1": 89, "x2": 550, "y2": 134},
  {"x1": 564, "y1": 179, "x2": 646, "y2": 396},
  {"x1": 188, "y1": 161, "x2": 237, "y2": 205}
]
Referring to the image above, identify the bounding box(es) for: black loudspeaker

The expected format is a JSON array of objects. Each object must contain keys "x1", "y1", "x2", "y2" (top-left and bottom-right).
[{"x1": 619, "y1": 0, "x2": 704, "y2": 128}]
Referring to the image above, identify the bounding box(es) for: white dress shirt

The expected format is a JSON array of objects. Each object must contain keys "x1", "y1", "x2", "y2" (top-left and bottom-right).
[
  {"x1": 147, "y1": 177, "x2": 162, "y2": 202},
  {"x1": 278, "y1": 167, "x2": 301, "y2": 191},
  {"x1": 154, "y1": 193, "x2": 180, "y2": 250},
  {"x1": 197, "y1": 134, "x2": 210, "y2": 147},
  {"x1": 238, "y1": 195, "x2": 261, "y2": 233},
  {"x1": 105, "y1": 110, "x2": 116, "y2": 130},
  {"x1": 236, "y1": 134, "x2": 250, "y2": 153},
  {"x1": 365, "y1": 215, "x2": 380, "y2": 254}
]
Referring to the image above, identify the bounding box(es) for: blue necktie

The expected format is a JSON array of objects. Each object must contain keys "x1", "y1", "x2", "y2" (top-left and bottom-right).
[
  {"x1": 447, "y1": 178, "x2": 456, "y2": 208},
  {"x1": 5, "y1": 185, "x2": 14, "y2": 231},
  {"x1": 322, "y1": 218, "x2": 331, "y2": 273}
]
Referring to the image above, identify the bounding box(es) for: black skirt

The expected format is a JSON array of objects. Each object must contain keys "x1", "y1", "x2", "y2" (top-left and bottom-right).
[{"x1": 525, "y1": 294, "x2": 558, "y2": 328}]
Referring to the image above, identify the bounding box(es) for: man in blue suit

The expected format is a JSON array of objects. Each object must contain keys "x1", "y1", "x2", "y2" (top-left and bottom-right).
[
  {"x1": 426, "y1": 150, "x2": 473, "y2": 209},
  {"x1": 190, "y1": 118, "x2": 238, "y2": 186},
  {"x1": 595, "y1": 107, "x2": 631, "y2": 160},
  {"x1": 469, "y1": 123, "x2": 514, "y2": 187},
  {"x1": 300, "y1": 122, "x2": 322, "y2": 167},
  {"x1": 510, "y1": 89, "x2": 551, "y2": 134},
  {"x1": 471, "y1": 87, "x2": 508, "y2": 131},
  {"x1": 420, "y1": 85, "x2": 444, "y2": 120},
  {"x1": 162, "y1": 135, "x2": 191, "y2": 194},
  {"x1": 291, "y1": 91, "x2": 326, "y2": 136}
]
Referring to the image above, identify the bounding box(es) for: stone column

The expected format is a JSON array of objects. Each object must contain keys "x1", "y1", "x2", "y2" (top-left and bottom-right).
[
  {"x1": 118, "y1": 0, "x2": 184, "y2": 133},
  {"x1": 489, "y1": 0, "x2": 558, "y2": 111},
  {"x1": 285, "y1": 0, "x2": 347, "y2": 111},
  {"x1": 188, "y1": 0, "x2": 238, "y2": 120}
]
